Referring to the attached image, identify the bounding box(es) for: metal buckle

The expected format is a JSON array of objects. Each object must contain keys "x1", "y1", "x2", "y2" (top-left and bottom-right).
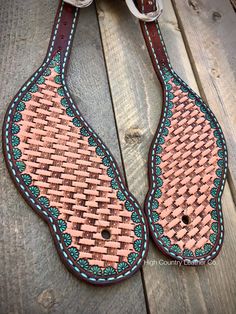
[
  {"x1": 63, "y1": 0, "x2": 93, "y2": 8},
  {"x1": 125, "y1": 0, "x2": 163, "y2": 22}
]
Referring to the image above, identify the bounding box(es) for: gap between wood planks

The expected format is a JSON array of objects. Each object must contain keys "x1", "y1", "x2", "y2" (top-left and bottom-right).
[
  {"x1": 230, "y1": 0, "x2": 236, "y2": 10},
  {"x1": 94, "y1": 1, "x2": 129, "y2": 186},
  {"x1": 94, "y1": 2, "x2": 151, "y2": 312}
]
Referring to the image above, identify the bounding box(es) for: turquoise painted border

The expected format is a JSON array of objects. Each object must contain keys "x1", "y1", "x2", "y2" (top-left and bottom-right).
[
  {"x1": 4, "y1": 4, "x2": 148, "y2": 283},
  {"x1": 142, "y1": 14, "x2": 227, "y2": 262}
]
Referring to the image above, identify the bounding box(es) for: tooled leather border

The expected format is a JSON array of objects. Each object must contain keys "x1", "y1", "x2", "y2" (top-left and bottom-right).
[
  {"x1": 138, "y1": 0, "x2": 228, "y2": 264},
  {"x1": 2, "y1": 1, "x2": 149, "y2": 285}
]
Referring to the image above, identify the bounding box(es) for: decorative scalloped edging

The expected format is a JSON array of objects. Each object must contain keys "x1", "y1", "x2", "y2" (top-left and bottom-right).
[
  {"x1": 3, "y1": 3, "x2": 148, "y2": 283},
  {"x1": 142, "y1": 12, "x2": 227, "y2": 263}
]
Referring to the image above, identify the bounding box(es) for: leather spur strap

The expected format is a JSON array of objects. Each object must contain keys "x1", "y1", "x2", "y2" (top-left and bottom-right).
[
  {"x1": 2, "y1": 0, "x2": 148, "y2": 285},
  {"x1": 137, "y1": 0, "x2": 228, "y2": 264}
]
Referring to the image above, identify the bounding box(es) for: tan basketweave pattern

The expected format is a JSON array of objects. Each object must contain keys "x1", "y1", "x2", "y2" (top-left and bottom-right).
[
  {"x1": 18, "y1": 68, "x2": 137, "y2": 269},
  {"x1": 155, "y1": 79, "x2": 220, "y2": 251}
]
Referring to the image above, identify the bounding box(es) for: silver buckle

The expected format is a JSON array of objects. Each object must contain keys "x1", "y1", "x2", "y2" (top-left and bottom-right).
[
  {"x1": 63, "y1": 0, "x2": 93, "y2": 8},
  {"x1": 125, "y1": 0, "x2": 163, "y2": 22}
]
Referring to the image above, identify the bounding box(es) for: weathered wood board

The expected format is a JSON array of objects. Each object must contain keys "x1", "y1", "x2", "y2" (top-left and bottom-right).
[
  {"x1": 230, "y1": 0, "x2": 236, "y2": 10},
  {"x1": 172, "y1": 0, "x2": 236, "y2": 199}
]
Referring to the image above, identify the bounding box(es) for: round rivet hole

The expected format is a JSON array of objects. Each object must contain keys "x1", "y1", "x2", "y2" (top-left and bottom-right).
[
  {"x1": 101, "y1": 229, "x2": 111, "y2": 240},
  {"x1": 182, "y1": 215, "x2": 190, "y2": 225}
]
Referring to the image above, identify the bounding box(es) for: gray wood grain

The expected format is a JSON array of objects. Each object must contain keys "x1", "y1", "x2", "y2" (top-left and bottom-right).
[
  {"x1": 230, "y1": 0, "x2": 236, "y2": 9},
  {"x1": 172, "y1": 0, "x2": 236, "y2": 200},
  {"x1": 0, "y1": 1, "x2": 147, "y2": 313},
  {"x1": 97, "y1": 0, "x2": 236, "y2": 313}
]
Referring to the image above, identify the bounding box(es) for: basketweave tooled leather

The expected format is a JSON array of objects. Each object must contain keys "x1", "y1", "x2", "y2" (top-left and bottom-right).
[
  {"x1": 137, "y1": 0, "x2": 227, "y2": 264},
  {"x1": 2, "y1": 1, "x2": 149, "y2": 285}
]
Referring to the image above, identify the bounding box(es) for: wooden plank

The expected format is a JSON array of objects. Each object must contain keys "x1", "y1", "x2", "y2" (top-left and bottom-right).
[
  {"x1": 97, "y1": 0, "x2": 236, "y2": 313},
  {"x1": 97, "y1": 0, "x2": 198, "y2": 200},
  {"x1": 230, "y1": 0, "x2": 236, "y2": 10},
  {"x1": 0, "y1": 1, "x2": 147, "y2": 313},
  {"x1": 172, "y1": 0, "x2": 236, "y2": 199}
]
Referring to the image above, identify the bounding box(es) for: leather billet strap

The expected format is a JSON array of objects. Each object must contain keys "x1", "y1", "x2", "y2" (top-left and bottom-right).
[
  {"x1": 137, "y1": 0, "x2": 170, "y2": 81},
  {"x1": 45, "y1": 1, "x2": 79, "y2": 65}
]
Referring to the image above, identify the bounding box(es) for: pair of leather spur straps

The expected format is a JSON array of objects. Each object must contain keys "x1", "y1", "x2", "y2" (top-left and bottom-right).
[
  {"x1": 127, "y1": 0, "x2": 227, "y2": 264},
  {"x1": 2, "y1": 0, "x2": 227, "y2": 286}
]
